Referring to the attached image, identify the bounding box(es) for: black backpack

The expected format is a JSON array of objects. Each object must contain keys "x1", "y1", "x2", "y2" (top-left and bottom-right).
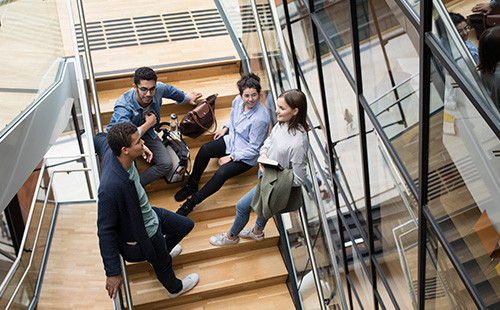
[{"x1": 155, "y1": 122, "x2": 190, "y2": 183}]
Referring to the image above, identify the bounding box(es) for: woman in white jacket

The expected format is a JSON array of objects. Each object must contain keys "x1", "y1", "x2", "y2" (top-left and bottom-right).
[{"x1": 210, "y1": 89, "x2": 310, "y2": 246}]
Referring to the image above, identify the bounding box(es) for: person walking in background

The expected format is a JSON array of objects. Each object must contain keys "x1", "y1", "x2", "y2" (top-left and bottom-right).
[
  {"x1": 107, "y1": 66, "x2": 202, "y2": 186},
  {"x1": 344, "y1": 108, "x2": 354, "y2": 132},
  {"x1": 174, "y1": 73, "x2": 270, "y2": 216},
  {"x1": 95, "y1": 122, "x2": 198, "y2": 300},
  {"x1": 477, "y1": 26, "x2": 500, "y2": 111},
  {"x1": 449, "y1": 12, "x2": 479, "y2": 63},
  {"x1": 209, "y1": 89, "x2": 310, "y2": 246}
]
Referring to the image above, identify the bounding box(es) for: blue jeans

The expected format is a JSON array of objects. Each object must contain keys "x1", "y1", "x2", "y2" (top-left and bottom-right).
[
  {"x1": 228, "y1": 185, "x2": 268, "y2": 237},
  {"x1": 149, "y1": 207, "x2": 194, "y2": 293}
]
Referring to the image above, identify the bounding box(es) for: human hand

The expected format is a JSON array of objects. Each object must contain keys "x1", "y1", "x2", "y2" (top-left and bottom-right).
[
  {"x1": 142, "y1": 145, "x2": 153, "y2": 163},
  {"x1": 258, "y1": 154, "x2": 268, "y2": 173},
  {"x1": 106, "y1": 275, "x2": 123, "y2": 299},
  {"x1": 218, "y1": 155, "x2": 232, "y2": 166},
  {"x1": 145, "y1": 112, "x2": 157, "y2": 127},
  {"x1": 472, "y1": 2, "x2": 493, "y2": 14},
  {"x1": 214, "y1": 127, "x2": 229, "y2": 140},
  {"x1": 188, "y1": 92, "x2": 202, "y2": 105}
]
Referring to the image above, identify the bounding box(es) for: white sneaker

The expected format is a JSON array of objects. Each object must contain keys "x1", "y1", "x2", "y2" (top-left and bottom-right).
[
  {"x1": 239, "y1": 228, "x2": 264, "y2": 241},
  {"x1": 168, "y1": 273, "x2": 199, "y2": 298},
  {"x1": 209, "y1": 232, "x2": 239, "y2": 246},
  {"x1": 169, "y1": 244, "x2": 182, "y2": 258}
]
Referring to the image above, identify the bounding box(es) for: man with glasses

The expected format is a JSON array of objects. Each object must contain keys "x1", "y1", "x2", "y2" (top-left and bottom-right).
[
  {"x1": 107, "y1": 66, "x2": 202, "y2": 186},
  {"x1": 449, "y1": 12, "x2": 479, "y2": 63}
]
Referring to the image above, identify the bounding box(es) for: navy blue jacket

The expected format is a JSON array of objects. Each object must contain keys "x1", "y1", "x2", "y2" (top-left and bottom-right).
[{"x1": 95, "y1": 133, "x2": 156, "y2": 277}]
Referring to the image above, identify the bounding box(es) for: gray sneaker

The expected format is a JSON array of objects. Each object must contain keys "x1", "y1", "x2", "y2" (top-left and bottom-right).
[
  {"x1": 169, "y1": 244, "x2": 182, "y2": 258},
  {"x1": 209, "y1": 232, "x2": 240, "y2": 246},
  {"x1": 168, "y1": 273, "x2": 199, "y2": 298},
  {"x1": 239, "y1": 228, "x2": 264, "y2": 241}
]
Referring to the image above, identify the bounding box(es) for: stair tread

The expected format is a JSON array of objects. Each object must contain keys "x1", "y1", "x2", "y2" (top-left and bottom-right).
[
  {"x1": 97, "y1": 72, "x2": 241, "y2": 114},
  {"x1": 160, "y1": 284, "x2": 294, "y2": 310},
  {"x1": 146, "y1": 173, "x2": 258, "y2": 221},
  {"x1": 129, "y1": 247, "x2": 288, "y2": 307},
  {"x1": 127, "y1": 212, "x2": 279, "y2": 270}
]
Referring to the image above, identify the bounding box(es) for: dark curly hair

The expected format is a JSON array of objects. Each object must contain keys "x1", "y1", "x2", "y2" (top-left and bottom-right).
[
  {"x1": 107, "y1": 122, "x2": 138, "y2": 156},
  {"x1": 134, "y1": 67, "x2": 157, "y2": 85},
  {"x1": 237, "y1": 73, "x2": 261, "y2": 95}
]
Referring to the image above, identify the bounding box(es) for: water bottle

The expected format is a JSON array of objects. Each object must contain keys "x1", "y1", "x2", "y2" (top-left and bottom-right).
[{"x1": 170, "y1": 113, "x2": 178, "y2": 133}]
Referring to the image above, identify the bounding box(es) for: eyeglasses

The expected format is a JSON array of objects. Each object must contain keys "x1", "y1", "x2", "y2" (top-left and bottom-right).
[
  {"x1": 457, "y1": 25, "x2": 471, "y2": 34},
  {"x1": 137, "y1": 86, "x2": 156, "y2": 94}
]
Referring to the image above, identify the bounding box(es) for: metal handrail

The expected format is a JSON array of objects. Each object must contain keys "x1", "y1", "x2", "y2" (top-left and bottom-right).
[
  {"x1": 214, "y1": 0, "x2": 251, "y2": 74},
  {"x1": 0, "y1": 162, "x2": 93, "y2": 308},
  {"x1": 0, "y1": 158, "x2": 47, "y2": 297},
  {"x1": 72, "y1": 0, "x2": 103, "y2": 132},
  {"x1": 250, "y1": 0, "x2": 279, "y2": 105},
  {"x1": 253, "y1": 1, "x2": 349, "y2": 307}
]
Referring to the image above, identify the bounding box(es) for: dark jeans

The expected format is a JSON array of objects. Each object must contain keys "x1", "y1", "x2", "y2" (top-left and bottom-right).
[
  {"x1": 148, "y1": 207, "x2": 194, "y2": 293},
  {"x1": 188, "y1": 138, "x2": 252, "y2": 204},
  {"x1": 140, "y1": 135, "x2": 173, "y2": 186}
]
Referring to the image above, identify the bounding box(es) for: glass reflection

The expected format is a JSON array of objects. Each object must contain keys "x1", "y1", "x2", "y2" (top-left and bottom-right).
[
  {"x1": 426, "y1": 61, "x2": 500, "y2": 307},
  {"x1": 0, "y1": 0, "x2": 65, "y2": 137},
  {"x1": 425, "y1": 228, "x2": 477, "y2": 309}
]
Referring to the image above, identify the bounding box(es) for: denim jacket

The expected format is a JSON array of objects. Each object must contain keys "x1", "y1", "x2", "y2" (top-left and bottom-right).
[{"x1": 106, "y1": 82, "x2": 189, "y2": 139}]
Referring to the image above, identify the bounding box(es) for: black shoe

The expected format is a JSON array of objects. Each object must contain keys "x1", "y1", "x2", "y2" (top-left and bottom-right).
[
  {"x1": 174, "y1": 184, "x2": 198, "y2": 202},
  {"x1": 176, "y1": 199, "x2": 196, "y2": 216}
]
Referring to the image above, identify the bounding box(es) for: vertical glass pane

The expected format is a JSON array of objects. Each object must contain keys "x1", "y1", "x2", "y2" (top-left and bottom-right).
[
  {"x1": 432, "y1": 3, "x2": 500, "y2": 120},
  {"x1": 424, "y1": 228, "x2": 477, "y2": 309},
  {"x1": 0, "y1": 0, "x2": 65, "y2": 136},
  {"x1": 425, "y1": 62, "x2": 500, "y2": 307},
  {"x1": 365, "y1": 114, "x2": 416, "y2": 308},
  {"x1": 0, "y1": 171, "x2": 51, "y2": 308},
  {"x1": 357, "y1": 0, "x2": 419, "y2": 103},
  {"x1": 315, "y1": 5, "x2": 354, "y2": 79}
]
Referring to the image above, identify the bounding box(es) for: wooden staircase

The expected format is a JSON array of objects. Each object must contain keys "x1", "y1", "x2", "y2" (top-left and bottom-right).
[{"x1": 94, "y1": 60, "x2": 296, "y2": 309}]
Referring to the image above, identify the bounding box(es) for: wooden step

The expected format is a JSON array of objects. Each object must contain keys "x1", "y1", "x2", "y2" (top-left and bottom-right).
[
  {"x1": 94, "y1": 61, "x2": 241, "y2": 91},
  {"x1": 129, "y1": 247, "x2": 289, "y2": 309},
  {"x1": 146, "y1": 172, "x2": 259, "y2": 222},
  {"x1": 95, "y1": 72, "x2": 240, "y2": 127},
  {"x1": 159, "y1": 284, "x2": 294, "y2": 310},
  {"x1": 126, "y1": 212, "x2": 280, "y2": 273}
]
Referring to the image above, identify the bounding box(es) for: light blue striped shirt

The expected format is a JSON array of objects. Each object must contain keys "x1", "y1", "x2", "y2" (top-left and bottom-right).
[{"x1": 223, "y1": 95, "x2": 270, "y2": 166}]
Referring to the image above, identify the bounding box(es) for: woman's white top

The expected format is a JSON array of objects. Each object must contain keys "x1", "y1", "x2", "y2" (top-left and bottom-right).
[{"x1": 260, "y1": 122, "x2": 309, "y2": 187}]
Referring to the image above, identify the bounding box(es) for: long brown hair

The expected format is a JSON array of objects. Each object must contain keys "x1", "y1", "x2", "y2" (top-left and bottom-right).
[
  {"x1": 478, "y1": 26, "x2": 500, "y2": 75},
  {"x1": 279, "y1": 89, "x2": 310, "y2": 134}
]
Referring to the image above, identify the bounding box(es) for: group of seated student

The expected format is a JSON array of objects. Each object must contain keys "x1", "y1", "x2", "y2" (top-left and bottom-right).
[
  {"x1": 96, "y1": 67, "x2": 311, "y2": 299},
  {"x1": 448, "y1": 3, "x2": 500, "y2": 111}
]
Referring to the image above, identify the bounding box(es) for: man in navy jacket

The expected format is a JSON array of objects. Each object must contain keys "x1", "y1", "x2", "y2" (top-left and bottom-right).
[{"x1": 95, "y1": 122, "x2": 198, "y2": 300}]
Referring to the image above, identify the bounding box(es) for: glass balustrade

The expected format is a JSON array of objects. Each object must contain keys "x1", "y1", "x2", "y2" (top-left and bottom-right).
[{"x1": 0, "y1": 0, "x2": 66, "y2": 138}]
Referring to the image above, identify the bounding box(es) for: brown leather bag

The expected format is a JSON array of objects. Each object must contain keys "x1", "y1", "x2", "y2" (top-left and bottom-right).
[
  {"x1": 468, "y1": 13, "x2": 500, "y2": 40},
  {"x1": 179, "y1": 94, "x2": 217, "y2": 138}
]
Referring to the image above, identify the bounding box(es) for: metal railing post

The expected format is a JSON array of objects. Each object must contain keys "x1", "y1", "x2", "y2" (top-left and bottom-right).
[
  {"x1": 74, "y1": 0, "x2": 103, "y2": 132},
  {"x1": 250, "y1": 0, "x2": 279, "y2": 103}
]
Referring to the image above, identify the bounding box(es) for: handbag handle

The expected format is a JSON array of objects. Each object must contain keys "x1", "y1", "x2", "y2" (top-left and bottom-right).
[{"x1": 192, "y1": 101, "x2": 218, "y2": 133}]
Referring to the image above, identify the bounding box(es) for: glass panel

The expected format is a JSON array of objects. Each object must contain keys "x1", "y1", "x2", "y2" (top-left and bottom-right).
[
  {"x1": 0, "y1": 171, "x2": 53, "y2": 308},
  {"x1": 285, "y1": 209, "x2": 319, "y2": 307},
  {"x1": 0, "y1": 0, "x2": 65, "y2": 137},
  {"x1": 315, "y1": 6, "x2": 354, "y2": 79},
  {"x1": 365, "y1": 114, "x2": 416, "y2": 308},
  {"x1": 425, "y1": 227, "x2": 477, "y2": 309},
  {"x1": 432, "y1": 2, "x2": 500, "y2": 120},
  {"x1": 426, "y1": 62, "x2": 500, "y2": 307},
  {"x1": 301, "y1": 183, "x2": 338, "y2": 308},
  {"x1": 356, "y1": 0, "x2": 419, "y2": 103}
]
